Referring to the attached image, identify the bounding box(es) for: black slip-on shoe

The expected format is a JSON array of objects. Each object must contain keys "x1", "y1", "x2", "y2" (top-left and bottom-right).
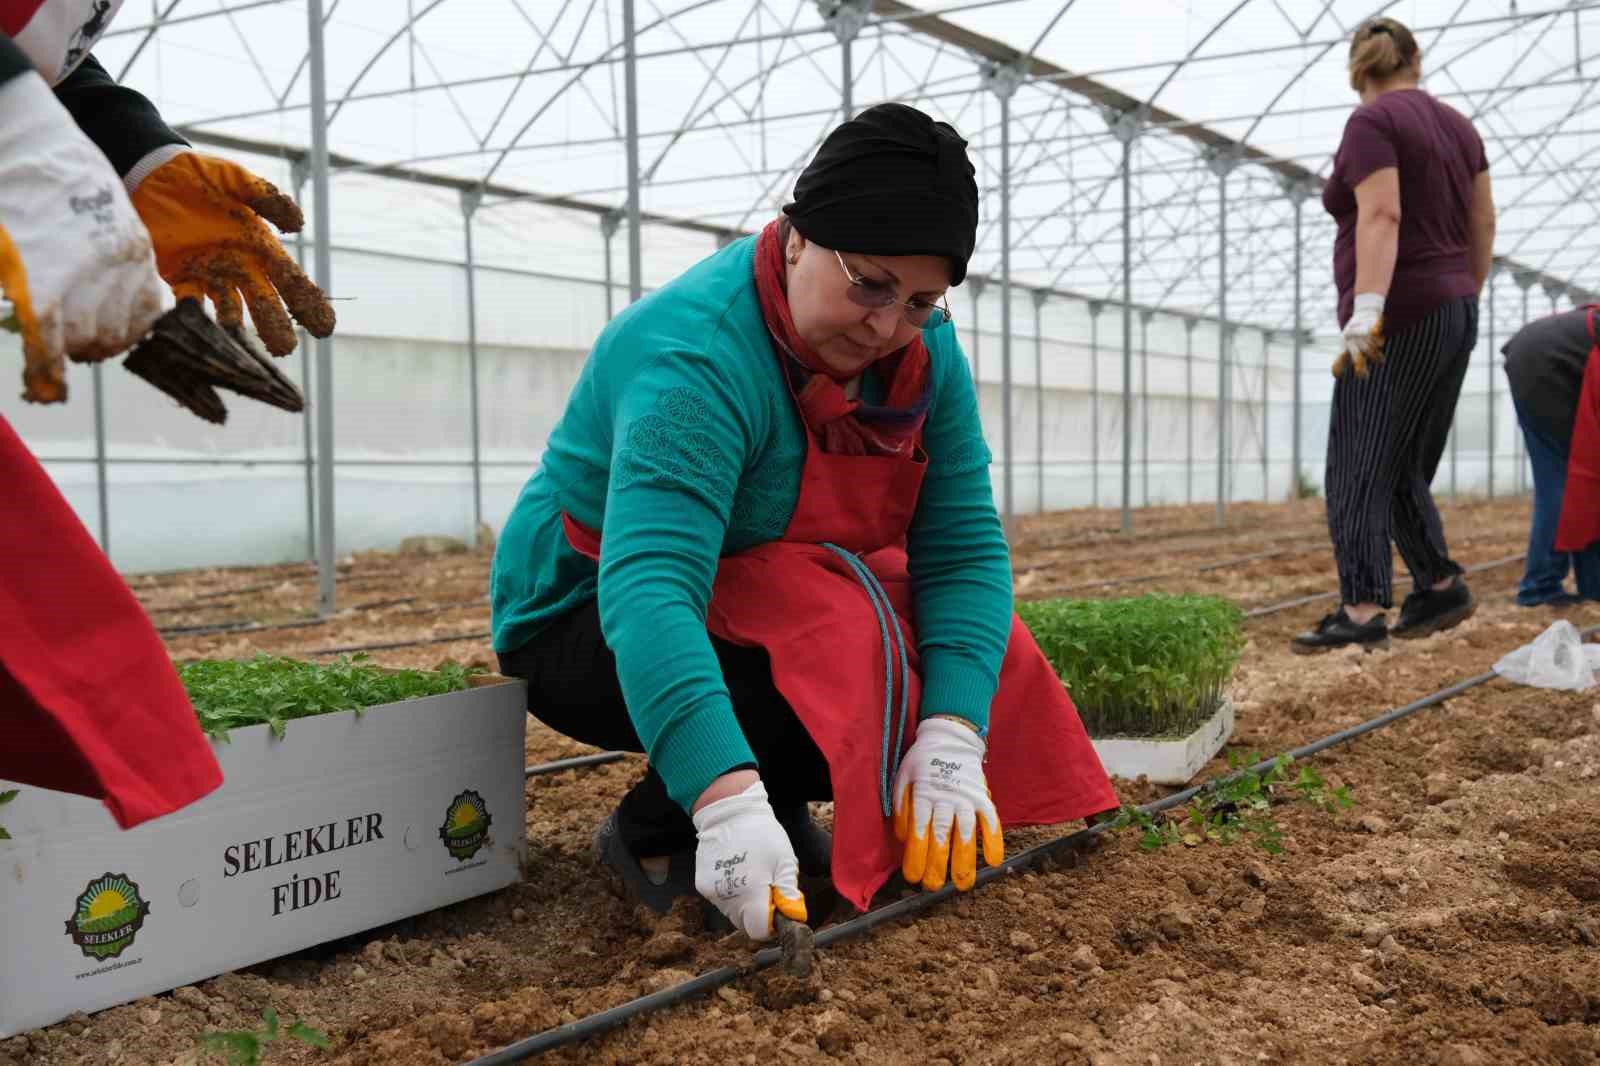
[
  {"x1": 1392, "y1": 577, "x2": 1476, "y2": 640},
  {"x1": 1517, "y1": 591, "x2": 1585, "y2": 608},
  {"x1": 592, "y1": 810, "x2": 697, "y2": 914},
  {"x1": 1290, "y1": 608, "x2": 1390, "y2": 655}
]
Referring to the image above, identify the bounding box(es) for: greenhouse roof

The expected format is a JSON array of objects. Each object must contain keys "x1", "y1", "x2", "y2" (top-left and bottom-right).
[{"x1": 92, "y1": 0, "x2": 1600, "y2": 334}]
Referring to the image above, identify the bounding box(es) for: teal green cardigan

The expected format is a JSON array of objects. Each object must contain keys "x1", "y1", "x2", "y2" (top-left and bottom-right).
[{"x1": 489, "y1": 235, "x2": 1013, "y2": 813}]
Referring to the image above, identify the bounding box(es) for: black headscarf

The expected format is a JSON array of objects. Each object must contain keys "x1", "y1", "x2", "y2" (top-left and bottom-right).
[{"x1": 782, "y1": 103, "x2": 979, "y2": 285}]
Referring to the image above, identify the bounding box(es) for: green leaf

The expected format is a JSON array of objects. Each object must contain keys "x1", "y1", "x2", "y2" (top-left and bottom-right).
[
  {"x1": 199, "y1": 1031, "x2": 260, "y2": 1066},
  {"x1": 0, "y1": 827, "x2": 11, "y2": 841},
  {"x1": 0, "y1": 789, "x2": 18, "y2": 806},
  {"x1": 288, "y1": 1020, "x2": 331, "y2": 1048},
  {"x1": 262, "y1": 1006, "x2": 279, "y2": 1041}
]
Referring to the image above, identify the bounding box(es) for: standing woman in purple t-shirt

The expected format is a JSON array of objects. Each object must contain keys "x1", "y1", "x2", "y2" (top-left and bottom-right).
[{"x1": 1293, "y1": 17, "x2": 1497, "y2": 654}]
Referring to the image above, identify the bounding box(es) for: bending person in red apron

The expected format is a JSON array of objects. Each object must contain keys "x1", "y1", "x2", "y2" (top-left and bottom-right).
[
  {"x1": 1551, "y1": 306, "x2": 1600, "y2": 569},
  {"x1": 491, "y1": 103, "x2": 1117, "y2": 941}
]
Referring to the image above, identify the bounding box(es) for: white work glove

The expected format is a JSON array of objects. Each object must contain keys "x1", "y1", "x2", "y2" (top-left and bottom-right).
[
  {"x1": 1333, "y1": 292, "x2": 1386, "y2": 381},
  {"x1": 0, "y1": 70, "x2": 166, "y2": 404},
  {"x1": 692, "y1": 779, "x2": 807, "y2": 941},
  {"x1": 892, "y1": 716, "x2": 1004, "y2": 892}
]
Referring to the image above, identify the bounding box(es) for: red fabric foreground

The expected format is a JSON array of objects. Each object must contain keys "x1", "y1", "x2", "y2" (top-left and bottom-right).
[
  {"x1": 0, "y1": 415, "x2": 221, "y2": 828},
  {"x1": 1553, "y1": 308, "x2": 1600, "y2": 553}
]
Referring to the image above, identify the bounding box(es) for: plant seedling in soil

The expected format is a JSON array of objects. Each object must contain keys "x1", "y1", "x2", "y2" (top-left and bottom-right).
[
  {"x1": 0, "y1": 787, "x2": 16, "y2": 841},
  {"x1": 198, "y1": 1006, "x2": 329, "y2": 1065},
  {"x1": 1107, "y1": 750, "x2": 1353, "y2": 855},
  {"x1": 178, "y1": 653, "x2": 480, "y2": 741},
  {"x1": 1018, "y1": 594, "x2": 1246, "y2": 739}
]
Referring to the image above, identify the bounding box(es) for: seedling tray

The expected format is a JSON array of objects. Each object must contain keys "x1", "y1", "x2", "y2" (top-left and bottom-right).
[
  {"x1": 0, "y1": 672, "x2": 527, "y2": 1038},
  {"x1": 1088, "y1": 697, "x2": 1235, "y2": 786}
]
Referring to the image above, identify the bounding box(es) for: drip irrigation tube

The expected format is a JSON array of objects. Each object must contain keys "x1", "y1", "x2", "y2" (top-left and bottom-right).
[
  {"x1": 524, "y1": 752, "x2": 629, "y2": 777},
  {"x1": 303, "y1": 630, "x2": 492, "y2": 656},
  {"x1": 155, "y1": 596, "x2": 442, "y2": 639},
  {"x1": 1244, "y1": 553, "x2": 1527, "y2": 619},
  {"x1": 464, "y1": 622, "x2": 1600, "y2": 1063},
  {"x1": 268, "y1": 556, "x2": 1534, "y2": 660},
  {"x1": 1038, "y1": 545, "x2": 1302, "y2": 593}
]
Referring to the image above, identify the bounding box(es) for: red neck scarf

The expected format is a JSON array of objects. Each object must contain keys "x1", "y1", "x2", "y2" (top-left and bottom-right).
[{"x1": 752, "y1": 219, "x2": 932, "y2": 456}]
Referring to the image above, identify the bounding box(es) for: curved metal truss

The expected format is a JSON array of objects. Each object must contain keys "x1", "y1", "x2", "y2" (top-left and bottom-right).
[
  {"x1": 99, "y1": 0, "x2": 1600, "y2": 324},
  {"x1": 84, "y1": 0, "x2": 1600, "y2": 607}
]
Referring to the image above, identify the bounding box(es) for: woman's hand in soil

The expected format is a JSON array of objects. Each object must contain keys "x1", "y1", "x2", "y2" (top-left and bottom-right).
[
  {"x1": 129, "y1": 152, "x2": 335, "y2": 358},
  {"x1": 691, "y1": 779, "x2": 807, "y2": 941},
  {"x1": 893, "y1": 716, "x2": 1003, "y2": 892}
]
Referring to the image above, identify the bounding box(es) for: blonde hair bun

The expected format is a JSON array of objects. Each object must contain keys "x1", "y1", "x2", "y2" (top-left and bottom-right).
[{"x1": 1349, "y1": 17, "x2": 1420, "y2": 92}]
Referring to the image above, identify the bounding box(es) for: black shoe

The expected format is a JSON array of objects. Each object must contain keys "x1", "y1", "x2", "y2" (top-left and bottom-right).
[
  {"x1": 1517, "y1": 591, "x2": 1584, "y2": 608},
  {"x1": 1392, "y1": 576, "x2": 1475, "y2": 640},
  {"x1": 774, "y1": 803, "x2": 833, "y2": 878},
  {"x1": 1290, "y1": 608, "x2": 1390, "y2": 655},
  {"x1": 592, "y1": 810, "x2": 697, "y2": 914}
]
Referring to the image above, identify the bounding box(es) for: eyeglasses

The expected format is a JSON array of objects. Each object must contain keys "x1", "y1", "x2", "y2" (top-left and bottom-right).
[{"x1": 833, "y1": 249, "x2": 953, "y2": 329}]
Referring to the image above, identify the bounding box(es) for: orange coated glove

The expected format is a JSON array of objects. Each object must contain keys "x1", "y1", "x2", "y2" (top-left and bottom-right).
[
  {"x1": 129, "y1": 152, "x2": 335, "y2": 358},
  {"x1": 893, "y1": 716, "x2": 1004, "y2": 892}
]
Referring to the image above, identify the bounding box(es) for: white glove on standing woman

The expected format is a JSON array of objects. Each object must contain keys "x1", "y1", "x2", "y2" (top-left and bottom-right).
[
  {"x1": 0, "y1": 70, "x2": 165, "y2": 404},
  {"x1": 893, "y1": 716, "x2": 1004, "y2": 892},
  {"x1": 1333, "y1": 292, "x2": 1386, "y2": 380},
  {"x1": 692, "y1": 779, "x2": 807, "y2": 941}
]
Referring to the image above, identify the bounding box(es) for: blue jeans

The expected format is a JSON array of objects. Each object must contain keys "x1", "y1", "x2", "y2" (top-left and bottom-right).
[{"x1": 1514, "y1": 396, "x2": 1600, "y2": 604}]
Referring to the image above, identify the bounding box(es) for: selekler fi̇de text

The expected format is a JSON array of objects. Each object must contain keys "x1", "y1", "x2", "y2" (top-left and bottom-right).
[{"x1": 223, "y1": 813, "x2": 384, "y2": 916}]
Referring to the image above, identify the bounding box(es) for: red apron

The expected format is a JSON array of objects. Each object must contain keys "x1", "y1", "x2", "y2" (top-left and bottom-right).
[
  {"x1": 564, "y1": 384, "x2": 1117, "y2": 913},
  {"x1": 1553, "y1": 307, "x2": 1600, "y2": 553},
  {"x1": 0, "y1": 416, "x2": 222, "y2": 829}
]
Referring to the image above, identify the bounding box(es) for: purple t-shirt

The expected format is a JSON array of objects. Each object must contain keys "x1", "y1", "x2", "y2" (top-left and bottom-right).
[{"x1": 1322, "y1": 89, "x2": 1488, "y2": 334}]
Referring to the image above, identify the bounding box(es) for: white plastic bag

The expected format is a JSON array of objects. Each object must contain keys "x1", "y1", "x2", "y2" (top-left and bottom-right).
[{"x1": 1492, "y1": 620, "x2": 1600, "y2": 692}]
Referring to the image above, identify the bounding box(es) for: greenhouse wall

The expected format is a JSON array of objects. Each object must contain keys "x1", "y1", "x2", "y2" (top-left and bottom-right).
[
  {"x1": 0, "y1": 138, "x2": 1534, "y2": 574},
  {"x1": 2, "y1": 265, "x2": 1531, "y2": 575}
]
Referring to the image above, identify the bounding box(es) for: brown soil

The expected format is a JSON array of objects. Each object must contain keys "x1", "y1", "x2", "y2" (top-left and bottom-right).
[{"x1": 9, "y1": 497, "x2": 1600, "y2": 1066}]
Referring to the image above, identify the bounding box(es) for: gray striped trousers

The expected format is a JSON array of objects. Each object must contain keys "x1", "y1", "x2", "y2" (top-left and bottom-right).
[{"x1": 1325, "y1": 296, "x2": 1479, "y2": 608}]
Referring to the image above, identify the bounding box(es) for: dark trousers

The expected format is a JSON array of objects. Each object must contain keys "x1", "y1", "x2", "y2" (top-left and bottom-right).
[
  {"x1": 1512, "y1": 396, "x2": 1600, "y2": 603},
  {"x1": 497, "y1": 599, "x2": 832, "y2": 855},
  {"x1": 1325, "y1": 296, "x2": 1478, "y2": 608}
]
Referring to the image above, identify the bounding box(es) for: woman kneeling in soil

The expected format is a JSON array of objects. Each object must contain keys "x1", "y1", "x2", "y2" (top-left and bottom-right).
[{"x1": 491, "y1": 103, "x2": 1117, "y2": 940}]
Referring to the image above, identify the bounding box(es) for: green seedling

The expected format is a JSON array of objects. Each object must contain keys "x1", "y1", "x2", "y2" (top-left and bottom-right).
[
  {"x1": 1107, "y1": 751, "x2": 1353, "y2": 856},
  {"x1": 179, "y1": 653, "x2": 480, "y2": 741},
  {"x1": 198, "y1": 1006, "x2": 328, "y2": 1065},
  {"x1": 0, "y1": 787, "x2": 16, "y2": 841},
  {"x1": 1018, "y1": 594, "x2": 1246, "y2": 739},
  {"x1": 1295, "y1": 470, "x2": 1322, "y2": 499}
]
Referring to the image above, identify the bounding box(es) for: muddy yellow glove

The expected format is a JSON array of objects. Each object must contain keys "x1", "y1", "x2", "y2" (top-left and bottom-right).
[
  {"x1": 129, "y1": 152, "x2": 334, "y2": 358},
  {"x1": 893, "y1": 716, "x2": 1003, "y2": 892}
]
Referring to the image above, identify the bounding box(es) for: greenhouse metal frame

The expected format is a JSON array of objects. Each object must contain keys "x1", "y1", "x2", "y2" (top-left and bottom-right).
[{"x1": 13, "y1": 0, "x2": 1598, "y2": 613}]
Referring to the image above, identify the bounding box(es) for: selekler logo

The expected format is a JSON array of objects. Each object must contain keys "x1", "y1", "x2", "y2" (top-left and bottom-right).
[
  {"x1": 438, "y1": 790, "x2": 492, "y2": 862},
  {"x1": 64, "y1": 873, "x2": 151, "y2": 962}
]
